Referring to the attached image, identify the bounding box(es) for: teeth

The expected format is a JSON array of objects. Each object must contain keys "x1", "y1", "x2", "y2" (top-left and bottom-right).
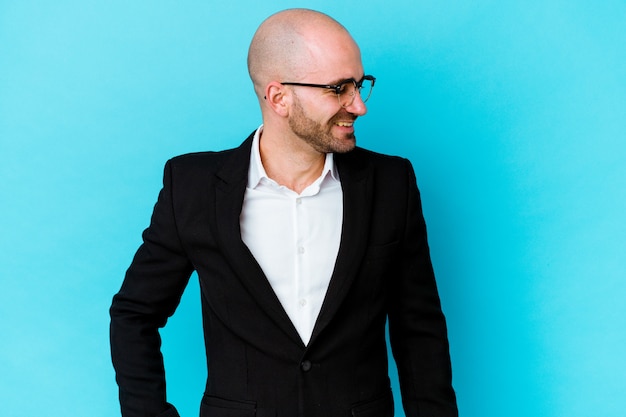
[{"x1": 336, "y1": 122, "x2": 353, "y2": 127}]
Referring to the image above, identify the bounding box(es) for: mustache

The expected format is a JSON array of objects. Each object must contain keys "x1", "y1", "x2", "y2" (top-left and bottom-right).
[{"x1": 330, "y1": 112, "x2": 357, "y2": 124}]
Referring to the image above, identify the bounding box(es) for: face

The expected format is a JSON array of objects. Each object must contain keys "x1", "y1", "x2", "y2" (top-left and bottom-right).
[
  {"x1": 288, "y1": 91, "x2": 361, "y2": 154},
  {"x1": 285, "y1": 29, "x2": 368, "y2": 154}
]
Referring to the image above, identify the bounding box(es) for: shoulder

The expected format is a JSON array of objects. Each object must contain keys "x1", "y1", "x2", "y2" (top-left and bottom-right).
[
  {"x1": 168, "y1": 147, "x2": 238, "y2": 171},
  {"x1": 165, "y1": 151, "x2": 223, "y2": 179},
  {"x1": 165, "y1": 132, "x2": 255, "y2": 178},
  {"x1": 353, "y1": 146, "x2": 408, "y2": 163},
  {"x1": 336, "y1": 146, "x2": 413, "y2": 176}
]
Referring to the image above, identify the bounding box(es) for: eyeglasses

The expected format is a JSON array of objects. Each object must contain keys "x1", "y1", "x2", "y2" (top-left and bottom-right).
[{"x1": 281, "y1": 75, "x2": 376, "y2": 108}]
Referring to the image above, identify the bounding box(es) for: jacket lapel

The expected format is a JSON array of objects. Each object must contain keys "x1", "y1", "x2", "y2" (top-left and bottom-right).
[
  {"x1": 309, "y1": 150, "x2": 373, "y2": 345},
  {"x1": 212, "y1": 133, "x2": 304, "y2": 346},
  {"x1": 211, "y1": 136, "x2": 374, "y2": 348}
]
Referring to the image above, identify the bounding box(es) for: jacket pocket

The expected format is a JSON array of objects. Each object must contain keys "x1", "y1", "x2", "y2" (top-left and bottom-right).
[
  {"x1": 200, "y1": 395, "x2": 256, "y2": 417},
  {"x1": 350, "y1": 390, "x2": 394, "y2": 417}
]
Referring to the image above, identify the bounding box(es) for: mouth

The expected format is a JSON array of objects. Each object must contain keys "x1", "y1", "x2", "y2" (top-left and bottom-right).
[{"x1": 335, "y1": 121, "x2": 354, "y2": 127}]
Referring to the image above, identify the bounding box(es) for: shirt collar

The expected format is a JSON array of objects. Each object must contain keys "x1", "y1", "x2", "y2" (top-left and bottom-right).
[{"x1": 247, "y1": 125, "x2": 340, "y2": 190}]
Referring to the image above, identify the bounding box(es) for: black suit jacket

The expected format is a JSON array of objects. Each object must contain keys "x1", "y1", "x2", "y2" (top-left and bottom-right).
[{"x1": 110, "y1": 132, "x2": 457, "y2": 417}]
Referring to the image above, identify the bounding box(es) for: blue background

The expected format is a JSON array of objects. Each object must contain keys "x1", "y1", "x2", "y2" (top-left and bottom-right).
[{"x1": 1, "y1": 1, "x2": 624, "y2": 416}]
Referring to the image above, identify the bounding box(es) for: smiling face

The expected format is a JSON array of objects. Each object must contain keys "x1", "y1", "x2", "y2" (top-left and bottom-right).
[{"x1": 287, "y1": 88, "x2": 364, "y2": 154}]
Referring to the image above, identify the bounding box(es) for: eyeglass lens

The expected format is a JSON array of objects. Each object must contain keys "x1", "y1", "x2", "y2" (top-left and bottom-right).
[{"x1": 339, "y1": 78, "x2": 374, "y2": 107}]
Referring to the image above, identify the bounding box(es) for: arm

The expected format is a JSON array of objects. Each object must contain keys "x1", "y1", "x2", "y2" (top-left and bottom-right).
[
  {"x1": 388, "y1": 159, "x2": 458, "y2": 417},
  {"x1": 110, "y1": 160, "x2": 193, "y2": 417}
]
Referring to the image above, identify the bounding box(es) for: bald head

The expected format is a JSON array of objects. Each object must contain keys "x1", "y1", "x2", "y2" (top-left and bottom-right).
[{"x1": 247, "y1": 9, "x2": 360, "y2": 97}]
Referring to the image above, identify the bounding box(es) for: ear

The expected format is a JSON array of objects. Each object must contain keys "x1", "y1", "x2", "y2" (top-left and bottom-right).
[{"x1": 264, "y1": 81, "x2": 290, "y2": 117}]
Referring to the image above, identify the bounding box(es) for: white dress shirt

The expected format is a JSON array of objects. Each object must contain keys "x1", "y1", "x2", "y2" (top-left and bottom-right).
[{"x1": 240, "y1": 126, "x2": 343, "y2": 346}]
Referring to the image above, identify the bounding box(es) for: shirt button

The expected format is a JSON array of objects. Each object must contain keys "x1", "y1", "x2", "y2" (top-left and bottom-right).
[
  {"x1": 299, "y1": 299, "x2": 307, "y2": 307},
  {"x1": 301, "y1": 360, "x2": 312, "y2": 372},
  {"x1": 296, "y1": 198, "x2": 302, "y2": 205},
  {"x1": 297, "y1": 246, "x2": 305, "y2": 254}
]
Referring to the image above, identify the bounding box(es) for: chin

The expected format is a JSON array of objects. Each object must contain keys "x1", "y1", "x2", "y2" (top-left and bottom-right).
[{"x1": 331, "y1": 138, "x2": 356, "y2": 153}]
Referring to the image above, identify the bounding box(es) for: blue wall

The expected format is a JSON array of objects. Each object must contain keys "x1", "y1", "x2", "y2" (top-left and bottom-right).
[{"x1": 1, "y1": 1, "x2": 624, "y2": 416}]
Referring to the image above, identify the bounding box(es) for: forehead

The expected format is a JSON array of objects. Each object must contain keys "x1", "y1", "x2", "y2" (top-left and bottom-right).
[{"x1": 300, "y1": 31, "x2": 364, "y2": 82}]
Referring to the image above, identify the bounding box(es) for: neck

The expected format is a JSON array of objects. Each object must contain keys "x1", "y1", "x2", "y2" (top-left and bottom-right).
[{"x1": 258, "y1": 128, "x2": 327, "y2": 194}]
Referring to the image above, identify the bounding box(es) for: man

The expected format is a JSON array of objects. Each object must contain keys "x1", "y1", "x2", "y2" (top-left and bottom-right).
[{"x1": 110, "y1": 8, "x2": 458, "y2": 417}]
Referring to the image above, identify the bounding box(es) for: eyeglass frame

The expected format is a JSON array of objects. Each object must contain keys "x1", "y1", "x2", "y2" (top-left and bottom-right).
[{"x1": 280, "y1": 75, "x2": 376, "y2": 108}]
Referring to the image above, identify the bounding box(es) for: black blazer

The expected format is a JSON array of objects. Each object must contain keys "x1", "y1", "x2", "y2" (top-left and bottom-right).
[{"x1": 110, "y1": 132, "x2": 457, "y2": 417}]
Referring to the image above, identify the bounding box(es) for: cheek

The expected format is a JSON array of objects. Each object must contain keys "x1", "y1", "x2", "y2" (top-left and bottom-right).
[{"x1": 294, "y1": 95, "x2": 342, "y2": 126}]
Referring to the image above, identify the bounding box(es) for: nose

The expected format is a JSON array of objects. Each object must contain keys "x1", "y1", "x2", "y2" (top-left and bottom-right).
[{"x1": 344, "y1": 92, "x2": 368, "y2": 116}]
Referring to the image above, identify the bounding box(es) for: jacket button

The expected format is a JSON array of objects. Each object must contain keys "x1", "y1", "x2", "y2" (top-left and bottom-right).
[{"x1": 300, "y1": 360, "x2": 312, "y2": 372}]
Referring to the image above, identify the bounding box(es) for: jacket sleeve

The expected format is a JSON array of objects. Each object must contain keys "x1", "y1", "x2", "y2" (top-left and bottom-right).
[
  {"x1": 110, "y1": 160, "x2": 193, "y2": 417},
  {"x1": 387, "y1": 159, "x2": 458, "y2": 417}
]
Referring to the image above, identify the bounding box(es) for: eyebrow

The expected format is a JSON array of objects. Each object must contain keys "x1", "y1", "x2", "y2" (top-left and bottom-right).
[{"x1": 329, "y1": 74, "x2": 366, "y2": 85}]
